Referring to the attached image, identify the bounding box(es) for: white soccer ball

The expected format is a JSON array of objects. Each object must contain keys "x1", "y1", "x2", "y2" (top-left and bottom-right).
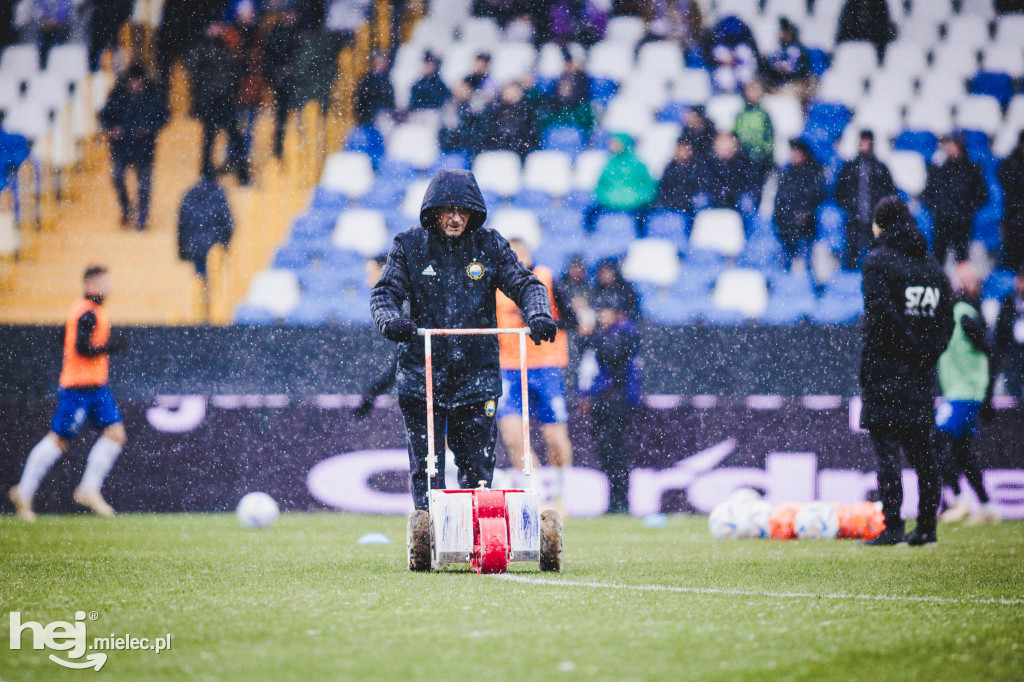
[
  {"x1": 794, "y1": 502, "x2": 840, "y2": 540},
  {"x1": 709, "y1": 500, "x2": 747, "y2": 540},
  {"x1": 741, "y1": 500, "x2": 774, "y2": 538},
  {"x1": 236, "y1": 492, "x2": 279, "y2": 529},
  {"x1": 726, "y1": 487, "x2": 763, "y2": 505}
]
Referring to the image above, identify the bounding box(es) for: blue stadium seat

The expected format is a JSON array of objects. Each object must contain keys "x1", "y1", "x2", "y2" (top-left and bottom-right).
[
  {"x1": 656, "y1": 102, "x2": 686, "y2": 123},
  {"x1": 810, "y1": 295, "x2": 863, "y2": 325},
  {"x1": 586, "y1": 213, "x2": 636, "y2": 264},
  {"x1": 436, "y1": 151, "x2": 469, "y2": 171},
  {"x1": 969, "y1": 72, "x2": 1015, "y2": 109},
  {"x1": 322, "y1": 248, "x2": 365, "y2": 272},
  {"x1": 806, "y1": 48, "x2": 830, "y2": 77},
  {"x1": 273, "y1": 239, "x2": 325, "y2": 270},
  {"x1": 984, "y1": 269, "x2": 1015, "y2": 302},
  {"x1": 738, "y1": 234, "x2": 786, "y2": 272},
  {"x1": 760, "y1": 271, "x2": 817, "y2": 325},
  {"x1": 639, "y1": 283, "x2": 706, "y2": 324},
  {"x1": 893, "y1": 131, "x2": 938, "y2": 159},
  {"x1": 291, "y1": 211, "x2": 337, "y2": 239},
  {"x1": 533, "y1": 241, "x2": 575, "y2": 274},
  {"x1": 310, "y1": 188, "x2": 348, "y2": 213},
  {"x1": 334, "y1": 290, "x2": 373, "y2": 324},
  {"x1": 542, "y1": 208, "x2": 586, "y2": 240},
  {"x1": 563, "y1": 189, "x2": 594, "y2": 210},
  {"x1": 511, "y1": 189, "x2": 553, "y2": 209},
  {"x1": 646, "y1": 211, "x2": 688, "y2": 252},
  {"x1": 806, "y1": 102, "x2": 851, "y2": 140},
  {"x1": 825, "y1": 271, "x2": 863, "y2": 298},
  {"x1": 962, "y1": 130, "x2": 992, "y2": 158},
  {"x1": 361, "y1": 178, "x2": 405, "y2": 210},
  {"x1": 286, "y1": 297, "x2": 336, "y2": 325},
  {"x1": 588, "y1": 128, "x2": 610, "y2": 150},
  {"x1": 376, "y1": 158, "x2": 416, "y2": 183},
  {"x1": 300, "y1": 264, "x2": 364, "y2": 295},
  {"x1": 817, "y1": 201, "x2": 846, "y2": 254},
  {"x1": 235, "y1": 304, "x2": 277, "y2": 325},
  {"x1": 911, "y1": 202, "x2": 934, "y2": 247},
  {"x1": 702, "y1": 308, "x2": 747, "y2": 325},
  {"x1": 588, "y1": 77, "x2": 618, "y2": 106},
  {"x1": 542, "y1": 125, "x2": 585, "y2": 157},
  {"x1": 346, "y1": 125, "x2": 385, "y2": 167}
]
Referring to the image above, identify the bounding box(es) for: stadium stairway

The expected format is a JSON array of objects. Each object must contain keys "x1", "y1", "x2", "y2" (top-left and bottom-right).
[{"x1": 0, "y1": 66, "x2": 308, "y2": 325}]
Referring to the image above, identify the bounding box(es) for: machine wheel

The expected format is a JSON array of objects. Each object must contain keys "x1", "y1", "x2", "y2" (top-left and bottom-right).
[
  {"x1": 407, "y1": 510, "x2": 432, "y2": 572},
  {"x1": 539, "y1": 509, "x2": 563, "y2": 572}
]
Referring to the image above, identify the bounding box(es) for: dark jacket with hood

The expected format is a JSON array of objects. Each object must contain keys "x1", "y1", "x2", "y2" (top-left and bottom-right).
[
  {"x1": 371, "y1": 169, "x2": 552, "y2": 408},
  {"x1": 177, "y1": 177, "x2": 233, "y2": 270},
  {"x1": 860, "y1": 199, "x2": 955, "y2": 431},
  {"x1": 922, "y1": 156, "x2": 988, "y2": 225}
]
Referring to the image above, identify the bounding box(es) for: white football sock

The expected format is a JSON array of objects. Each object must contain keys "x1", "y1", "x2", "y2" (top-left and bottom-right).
[
  {"x1": 78, "y1": 436, "x2": 122, "y2": 493},
  {"x1": 18, "y1": 437, "x2": 63, "y2": 498},
  {"x1": 555, "y1": 466, "x2": 567, "y2": 500}
]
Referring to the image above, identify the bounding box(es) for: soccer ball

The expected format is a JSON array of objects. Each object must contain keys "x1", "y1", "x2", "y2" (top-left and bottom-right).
[
  {"x1": 794, "y1": 502, "x2": 840, "y2": 540},
  {"x1": 837, "y1": 501, "x2": 885, "y2": 540},
  {"x1": 708, "y1": 500, "x2": 747, "y2": 539},
  {"x1": 236, "y1": 492, "x2": 279, "y2": 529},
  {"x1": 741, "y1": 500, "x2": 774, "y2": 538},
  {"x1": 768, "y1": 502, "x2": 802, "y2": 540}
]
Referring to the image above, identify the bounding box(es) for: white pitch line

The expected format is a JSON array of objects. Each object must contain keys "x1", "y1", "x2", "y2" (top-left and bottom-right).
[{"x1": 494, "y1": 574, "x2": 1024, "y2": 607}]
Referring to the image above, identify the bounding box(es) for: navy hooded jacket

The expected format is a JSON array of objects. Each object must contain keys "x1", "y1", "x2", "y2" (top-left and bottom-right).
[{"x1": 371, "y1": 169, "x2": 552, "y2": 408}]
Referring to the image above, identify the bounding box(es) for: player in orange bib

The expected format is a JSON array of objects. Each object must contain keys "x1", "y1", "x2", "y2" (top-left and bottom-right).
[
  {"x1": 496, "y1": 239, "x2": 577, "y2": 515},
  {"x1": 9, "y1": 265, "x2": 127, "y2": 521}
]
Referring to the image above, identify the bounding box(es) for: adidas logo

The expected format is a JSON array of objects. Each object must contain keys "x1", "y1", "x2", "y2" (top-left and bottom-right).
[{"x1": 422, "y1": 265, "x2": 437, "y2": 276}]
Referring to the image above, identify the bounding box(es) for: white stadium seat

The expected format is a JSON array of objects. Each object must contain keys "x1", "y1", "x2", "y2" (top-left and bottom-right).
[
  {"x1": 489, "y1": 208, "x2": 542, "y2": 250},
  {"x1": 401, "y1": 180, "x2": 431, "y2": 219},
  {"x1": 332, "y1": 209, "x2": 389, "y2": 256},
  {"x1": 691, "y1": 209, "x2": 745, "y2": 257},
  {"x1": 712, "y1": 268, "x2": 768, "y2": 317},
  {"x1": 387, "y1": 123, "x2": 440, "y2": 170},
  {"x1": 905, "y1": 101, "x2": 954, "y2": 135},
  {"x1": 837, "y1": 125, "x2": 891, "y2": 162},
  {"x1": 622, "y1": 239, "x2": 681, "y2": 287},
  {"x1": 458, "y1": 17, "x2": 501, "y2": 48},
  {"x1": 619, "y1": 71, "x2": 672, "y2": 111},
  {"x1": 636, "y1": 41, "x2": 684, "y2": 79},
  {"x1": 881, "y1": 42, "x2": 928, "y2": 76},
  {"x1": 46, "y1": 43, "x2": 88, "y2": 83},
  {"x1": 982, "y1": 44, "x2": 1024, "y2": 78},
  {"x1": 603, "y1": 98, "x2": 655, "y2": 137},
  {"x1": 671, "y1": 69, "x2": 712, "y2": 105},
  {"x1": 867, "y1": 71, "x2": 915, "y2": 105},
  {"x1": 931, "y1": 44, "x2": 981, "y2": 79},
  {"x1": 0, "y1": 43, "x2": 38, "y2": 79},
  {"x1": 523, "y1": 151, "x2": 573, "y2": 197},
  {"x1": 816, "y1": 70, "x2": 865, "y2": 108},
  {"x1": 888, "y1": 151, "x2": 928, "y2": 196},
  {"x1": 491, "y1": 43, "x2": 536, "y2": 85},
  {"x1": 918, "y1": 71, "x2": 968, "y2": 105},
  {"x1": 959, "y1": 0, "x2": 996, "y2": 20},
  {"x1": 993, "y1": 95, "x2": 1024, "y2": 157},
  {"x1": 706, "y1": 93, "x2": 744, "y2": 132},
  {"x1": 830, "y1": 42, "x2": 879, "y2": 80},
  {"x1": 945, "y1": 16, "x2": 991, "y2": 49},
  {"x1": 956, "y1": 95, "x2": 1004, "y2": 136},
  {"x1": 586, "y1": 42, "x2": 634, "y2": 82},
  {"x1": 245, "y1": 270, "x2": 301, "y2": 317},
  {"x1": 604, "y1": 16, "x2": 645, "y2": 47},
  {"x1": 320, "y1": 152, "x2": 374, "y2": 199},
  {"x1": 573, "y1": 150, "x2": 609, "y2": 191},
  {"x1": 439, "y1": 42, "x2": 479, "y2": 88},
  {"x1": 762, "y1": 94, "x2": 803, "y2": 142},
  {"x1": 995, "y1": 14, "x2": 1024, "y2": 44},
  {"x1": 3, "y1": 100, "x2": 51, "y2": 140},
  {"x1": 907, "y1": 0, "x2": 952, "y2": 25},
  {"x1": 852, "y1": 99, "x2": 904, "y2": 139},
  {"x1": 894, "y1": 20, "x2": 940, "y2": 47},
  {"x1": 715, "y1": 0, "x2": 759, "y2": 23},
  {"x1": 472, "y1": 150, "x2": 522, "y2": 197},
  {"x1": 537, "y1": 42, "x2": 569, "y2": 79},
  {"x1": 637, "y1": 122, "x2": 681, "y2": 178}
]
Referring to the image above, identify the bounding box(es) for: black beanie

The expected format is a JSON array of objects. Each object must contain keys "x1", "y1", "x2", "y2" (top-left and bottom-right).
[{"x1": 872, "y1": 196, "x2": 912, "y2": 234}]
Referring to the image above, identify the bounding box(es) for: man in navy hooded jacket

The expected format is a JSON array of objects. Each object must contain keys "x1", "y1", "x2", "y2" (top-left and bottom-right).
[{"x1": 371, "y1": 169, "x2": 557, "y2": 512}]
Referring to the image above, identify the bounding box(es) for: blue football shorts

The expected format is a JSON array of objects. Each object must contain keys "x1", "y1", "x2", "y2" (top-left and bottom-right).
[
  {"x1": 51, "y1": 386, "x2": 123, "y2": 440},
  {"x1": 498, "y1": 367, "x2": 568, "y2": 425}
]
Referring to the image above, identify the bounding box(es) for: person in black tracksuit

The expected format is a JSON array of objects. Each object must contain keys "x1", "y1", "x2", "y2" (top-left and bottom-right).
[
  {"x1": 834, "y1": 131, "x2": 898, "y2": 270},
  {"x1": 921, "y1": 135, "x2": 988, "y2": 266},
  {"x1": 860, "y1": 196, "x2": 955, "y2": 546},
  {"x1": 371, "y1": 169, "x2": 556, "y2": 511}
]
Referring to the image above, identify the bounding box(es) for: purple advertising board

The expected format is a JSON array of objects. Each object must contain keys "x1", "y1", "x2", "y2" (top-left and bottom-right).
[{"x1": 1, "y1": 395, "x2": 1021, "y2": 518}]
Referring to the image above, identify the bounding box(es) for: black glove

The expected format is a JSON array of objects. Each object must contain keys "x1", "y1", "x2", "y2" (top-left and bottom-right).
[
  {"x1": 528, "y1": 315, "x2": 557, "y2": 345},
  {"x1": 382, "y1": 318, "x2": 417, "y2": 343},
  {"x1": 353, "y1": 396, "x2": 375, "y2": 419},
  {"x1": 979, "y1": 398, "x2": 996, "y2": 423}
]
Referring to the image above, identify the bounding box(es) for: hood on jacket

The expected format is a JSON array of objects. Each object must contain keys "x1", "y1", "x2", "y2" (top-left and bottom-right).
[
  {"x1": 609, "y1": 132, "x2": 635, "y2": 154},
  {"x1": 419, "y1": 169, "x2": 487, "y2": 233},
  {"x1": 873, "y1": 195, "x2": 928, "y2": 259}
]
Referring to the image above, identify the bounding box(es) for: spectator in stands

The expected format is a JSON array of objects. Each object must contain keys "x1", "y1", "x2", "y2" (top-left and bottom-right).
[
  {"x1": 703, "y1": 131, "x2": 758, "y2": 215},
  {"x1": 643, "y1": 0, "x2": 704, "y2": 50},
  {"x1": 544, "y1": 0, "x2": 606, "y2": 47},
  {"x1": 836, "y1": 0, "x2": 895, "y2": 61},
  {"x1": 681, "y1": 105, "x2": 716, "y2": 158},
  {"x1": 734, "y1": 79, "x2": 775, "y2": 189},
  {"x1": 560, "y1": 255, "x2": 591, "y2": 312},
  {"x1": 0, "y1": 2, "x2": 14, "y2": 53},
  {"x1": 655, "y1": 136, "x2": 702, "y2": 216},
  {"x1": 922, "y1": 135, "x2": 988, "y2": 266},
  {"x1": 186, "y1": 24, "x2": 242, "y2": 179},
  {"x1": 465, "y1": 52, "x2": 498, "y2": 99},
  {"x1": 99, "y1": 64, "x2": 168, "y2": 231},
  {"x1": 86, "y1": 0, "x2": 133, "y2": 72},
  {"x1": 177, "y1": 172, "x2": 234, "y2": 280},
  {"x1": 763, "y1": 17, "x2": 814, "y2": 104},
  {"x1": 998, "y1": 132, "x2": 1024, "y2": 272},
  {"x1": 485, "y1": 83, "x2": 539, "y2": 159},
  {"x1": 593, "y1": 258, "x2": 641, "y2": 322},
  {"x1": 355, "y1": 51, "x2": 396, "y2": 127},
  {"x1": 230, "y1": 3, "x2": 265, "y2": 186},
  {"x1": 834, "y1": 130, "x2": 897, "y2": 270},
  {"x1": 578, "y1": 289, "x2": 642, "y2": 515},
  {"x1": 995, "y1": 266, "x2": 1024, "y2": 398},
  {"x1": 262, "y1": 9, "x2": 301, "y2": 158},
  {"x1": 773, "y1": 139, "x2": 825, "y2": 269},
  {"x1": 157, "y1": 0, "x2": 225, "y2": 83},
  {"x1": 541, "y1": 51, "x2": 596, "y2": 136},
  {"x1": 588, "y1": 133, "x2": 656, "y2": 234},
  {"x1": 706, "y1": 15, "x2": 759, "y2": 94},
  {"x1": 439, "y1": 79, "x2": 489, "y2": 157},
  {"x1": 32, "y1": 0, "x2": 72, "y2": 70},
  {"x1": 408, "y1": 52, "x2": 450, "y2": 111}
]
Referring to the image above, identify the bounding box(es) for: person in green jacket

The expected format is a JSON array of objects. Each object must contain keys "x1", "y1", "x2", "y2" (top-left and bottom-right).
[
  {"x1": 587, "y1": 133, "x2": 656, "y2": 235},
  {"x1": 935, "y1": 263, "x2": 1000, "y2": 525},
  {"x1": 734, "y1": 80, "x2": 775, "y2": 189}
]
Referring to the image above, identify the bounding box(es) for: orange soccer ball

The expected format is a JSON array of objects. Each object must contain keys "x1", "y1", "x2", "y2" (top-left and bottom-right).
[
  {"x1": 768, "y1": 503, "x2": 803, "y2": 540},
  {"x1": 837, "y1": 501, "x2": 885, "y2": 540}
]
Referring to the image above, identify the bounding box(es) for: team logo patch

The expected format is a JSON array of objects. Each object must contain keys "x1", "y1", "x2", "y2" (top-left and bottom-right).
[
  {"x1": 466, "y1": 261, "x2": 485, "y2": 280},
  {"x1": 484, "y1": 400, "x2": 496, "y2": 417}
]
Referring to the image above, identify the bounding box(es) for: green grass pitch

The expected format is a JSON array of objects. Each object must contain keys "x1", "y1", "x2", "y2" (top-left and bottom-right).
[{"x1": 1, "y1": 513, "x2": 1022, "y2": 681}]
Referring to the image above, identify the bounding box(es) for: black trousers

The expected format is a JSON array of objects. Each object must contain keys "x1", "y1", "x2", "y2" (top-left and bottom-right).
[
  {"x1": 593, "y1": 401, "x2": 630, "y2": 513},
  {"x1": 869, "y1": 426, "x2": 940, "y2": 532},
  {"x1": 200, "y1": 115, "x2": 243, "y2": 178},
  {"x1": 844, "y1": 218, "x2": 871, "y2": 270},
  {"x1": 932, "y1": 218, "x2": 972, "y2": 264},
  {"x1": 934, "y1": 430, "x2": 989, "y2": 503},
  {"x1": 111, "y1": 157, "x2": 153, "y2": 228},
  {"x1": 398, "y1": 395, "x2": 497, "y2": 511}
]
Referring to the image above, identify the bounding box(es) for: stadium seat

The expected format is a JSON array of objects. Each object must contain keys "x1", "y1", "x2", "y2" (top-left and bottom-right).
[
  {"x1": 273, "y1": 240, "x2": 324, "y2": 270},
  {"x1": 489, "y1": 208, "x2": 542, "y2": 249},
  {"x1": 956, "y1": 95, "x2": 1004, "y2": 136},
  {"x1": 706, "y1": 94, "x2": 743, "y2": 132},
  {"x1": 586, "y1": 42, "x2": 634, "y2": 82},
  {"x1": 234, "y1": 304, "x2": 278, "y2": 325},
  {"x1": 603, "y1": 98, "x2": 655, "y2": 137},
  {"x1": 46, "y1": 43, "x2": 88, "y2": 83},
  {"x1": 400, "y1": 179, "x2": 431, "y2": 220},
  {"x1": 472, "y1": 151, "x2": 522, "y2": 197},
  {"x1": 586, "y1": 212, "x2": 636, "y2": 263},
  {"x1": 931, "y1": 46, "x2": 980, "y2": 81},
  {"x1": 670, "y1": 69, "x2": 712, "y2": 105},
  {"x1": 572, "y1": 150, "x2": 609, "y2": 191},
  {"x1": 852, "y1": 98, "x2": 903, "y2": 140},
  {"x1": 458, "y1": 17, "x2": 502, "y2": 48},
  {"x1": 604, "y1": 16, "x2": 645, "y2": 47},
  {"x1": 542, "y1": 208, "x2": 586, "y2": 240},
  {"x1": 945, "y1": 16, "x2": 992, "y2": 49},
  {"x1": 881, "y1": 42, "x2": 928, "y2": 75},
  {"x1": 761, "y1": 269, "x2": 817, "y2": 324},
  {"x1": 244, "y1": 270, "x2": 302, "y2": 318},
  {"x1": 0, "y1": 44, "x2": 38, "y2": 79},
  {"x1": 588, "y1": 77, "x2": 619, "y2": 106},
  {"x1": 360, "y1": 178, "x2": 405, "y2": 210},
  {"x1": 690, "y1": 209, "x2": 745, "y2": 258},
  {"x1": 888, "y1": 151, "x2": 928, "y2": 196},
  {"x1": 619, "y1": 70, "x2": 672, "y2": 112},
  {"x1": 637, "y1": 123, "x2": 681, "y2": 178},
  {"x1": 523, "y1": 150, "x2": 573, "y2": 198},
  {"x1": 995, "y1": 14, "x2": 1024, "y2": 43},
  {"x1": 346, "y1": 126, "x2": 386, "y2": 166},
  {"x1": 309, "y1": 188, "x2": 349, "y2": 214},
  {"x1": 806, "y1": 103, "x2": 851, "y2": 140},
  {"x1": 387, "y1": 123, "x2": 440, "y2": 170},
  {"x1": 637, "y1": 41, "x2": 684, "y2": 80},
  {"x1": 320, "y1": 152, "x2": 374, "y2": 199},
  {"x1": 816, "y1": 70, "x2": 865, "y2": 109},
  {"x1": 905, "y1": 101, "x2": 954, "y2": 135},
  {"x1": 332, "y1": 209, "x2": 389, "y2": 256},
  {"x1": 958, "y1": 0, "x2": 996, "y2": 19},
  {"x1": 762, "y1": 94, "x2": 804, "y2": 143},
  {"x1": 645, "y1": 211, "x2": 687, "y2": 252},
  {"x1": 983, "y1": 269, "x2": 1015, "y2": 302},
  {"x1": 866, "y1": 71, "x2": 915, "y2": 106},
  {"x1": 622, "y1": 239, "x2": 681, "y2": 287},
  {"x1": 830, "y1": 42, "x2": 879, "y2": 81},
  {"x1": 969, "y1": 72, "x2": 1015, "y2": 109},
  {"x1": 542, "y1": 125, "x2": 585, "y2": 157},
  {"x1": 982, "y1": 44, "x2": 1024, "y2": 78},
  {"x1": 491, "y1": 43, "x2": 536, "y2": 85},
  {"x1": 816, "y1": 202, "x2": 846, "y2": 253},
  {"x1": 737, "y1": 235, "x2": 786, "y2": 272},
  {"x1": 537, "y1": 42, "x2": 570, "y2": 79},
  {"x1": 510, "y1": 189, "x2": 552, "y2": 210},
  {"x1": 711, "y1": 268, "x2": 768, "y2": 318},
  {"x1": 892, "y1": 131, "x2": 938, "y2": 159},
  {"x1": 639, "y1": 283, "x2": 706, "y2": 324}
]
